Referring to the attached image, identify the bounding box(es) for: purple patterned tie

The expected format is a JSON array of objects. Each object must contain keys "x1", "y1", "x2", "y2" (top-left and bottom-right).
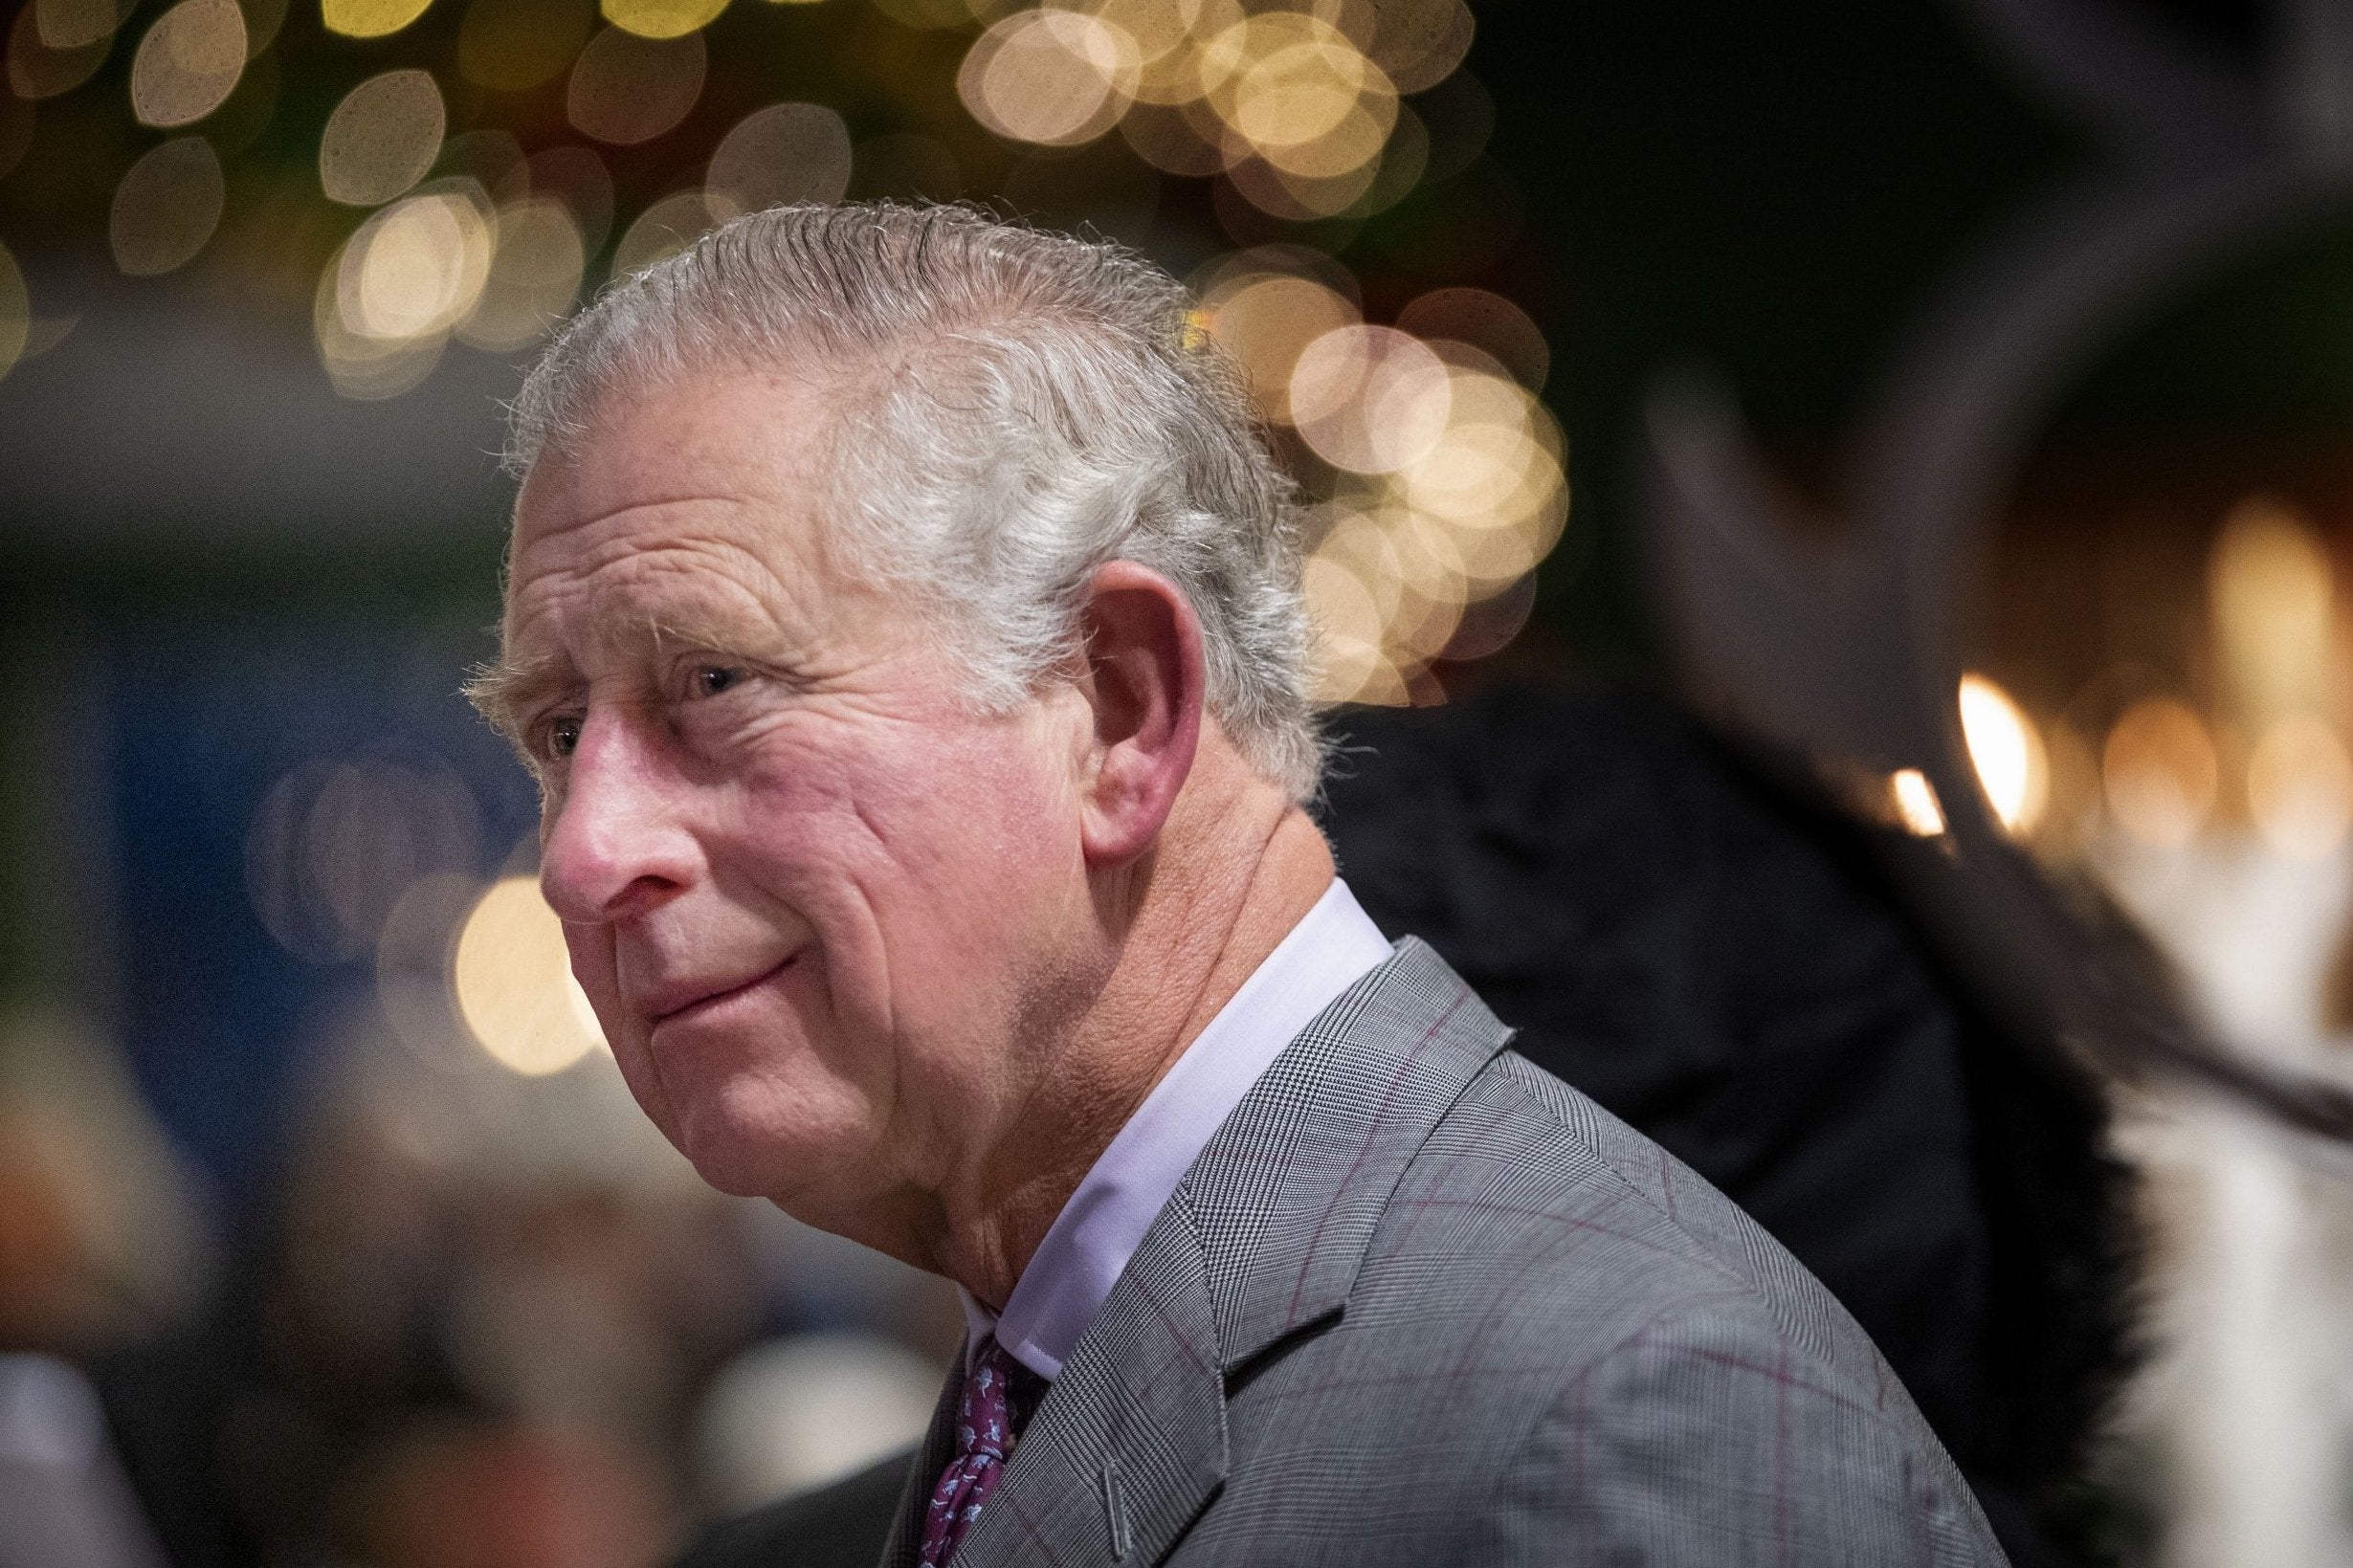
[{"x1": 919, "y1": 1338, "x2": 1044, "y2": 1568}]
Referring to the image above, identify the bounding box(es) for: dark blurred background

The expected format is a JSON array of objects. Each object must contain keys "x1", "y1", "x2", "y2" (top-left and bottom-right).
[{"x1": 11, "y1": 0, "x2": 2353, "y2": 1563}]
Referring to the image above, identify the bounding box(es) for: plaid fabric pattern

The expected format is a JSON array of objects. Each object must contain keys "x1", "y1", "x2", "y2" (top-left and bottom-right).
[{"x1": 879, "y1": 939, "x2": 2010, "y2": 1567}]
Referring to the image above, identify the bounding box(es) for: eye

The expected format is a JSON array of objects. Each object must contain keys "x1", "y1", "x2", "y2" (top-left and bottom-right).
[
  {"x1": 692, "y1": 665, "x2": 745, "y2": 697},
  {"x1": 545, "y1": 715, "x2": 582, "y2": 759}
]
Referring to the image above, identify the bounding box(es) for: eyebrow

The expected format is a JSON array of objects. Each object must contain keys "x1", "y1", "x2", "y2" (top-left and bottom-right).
[
  {"x1": 465, "y1": 607, "x2": 804, "y2": 743},
  {"x1": 464, "y1": 650, "x2": 574, "y2": 747}
]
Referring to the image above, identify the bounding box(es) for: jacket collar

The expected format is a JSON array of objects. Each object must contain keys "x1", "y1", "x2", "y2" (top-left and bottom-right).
[{"x1": 885, "y1": 939, "x2": 1512, "y2": 1568}]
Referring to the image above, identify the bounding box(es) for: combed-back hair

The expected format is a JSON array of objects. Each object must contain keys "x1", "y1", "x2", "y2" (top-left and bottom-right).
[{"x1": 507, "y1": 201, "x2": 1324, "y2": 800}]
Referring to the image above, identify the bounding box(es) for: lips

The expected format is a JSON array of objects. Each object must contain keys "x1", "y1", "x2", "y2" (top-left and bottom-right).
[{"x1": 641, "y1": 953, "x2": 798, "y2": 1027}]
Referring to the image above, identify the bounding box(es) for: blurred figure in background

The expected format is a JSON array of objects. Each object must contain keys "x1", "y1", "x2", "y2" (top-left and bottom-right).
[
  {"x1": 79, "y1": 994, "x2": 953, "y2": 1568},
  {"x1": 0, "y1": 1009, "x2": 205, "y2": 1568}
]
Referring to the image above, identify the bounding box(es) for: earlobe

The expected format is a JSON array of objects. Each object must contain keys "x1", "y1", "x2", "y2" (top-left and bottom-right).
[{"x1": 1077, "y1": 562, "x2": 1205, "y2": 868}]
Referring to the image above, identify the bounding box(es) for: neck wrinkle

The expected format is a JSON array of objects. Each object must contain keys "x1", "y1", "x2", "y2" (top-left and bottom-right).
[{"x1": 946, "y1": 777, "x2": 1335, "y2": 1309}]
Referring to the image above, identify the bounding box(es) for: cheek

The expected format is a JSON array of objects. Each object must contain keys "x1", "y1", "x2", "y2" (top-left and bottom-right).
[
  {"x1": 563, "y1": 922, "x2": 622, "y2": 1009},
  {"x1": 732, "y1": 718, "x2": 1084, "y2": 976},
  {"x1": 563, "y1": 925, "x2": 665, "y2": 1112}
]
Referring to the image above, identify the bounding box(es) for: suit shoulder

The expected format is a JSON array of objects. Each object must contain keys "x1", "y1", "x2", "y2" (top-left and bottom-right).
[{"x1": 1369, "y1": 1048, "x2": 1866, "y2": 1381}]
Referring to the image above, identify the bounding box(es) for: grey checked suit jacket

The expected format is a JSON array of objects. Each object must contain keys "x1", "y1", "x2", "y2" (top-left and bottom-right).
[{"x1": 880, "y1": 939, "x2": 2010, "y2": 1567}]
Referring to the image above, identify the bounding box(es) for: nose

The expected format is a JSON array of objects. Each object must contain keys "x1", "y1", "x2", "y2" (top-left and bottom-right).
[{"x1": 539, "y1": 709, "x2": 700, "y2": 924}]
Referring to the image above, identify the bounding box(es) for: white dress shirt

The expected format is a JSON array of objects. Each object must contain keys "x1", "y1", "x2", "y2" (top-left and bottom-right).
[{"x1": 960, "y1": 878, "x2": 1395, "y2": 1380}]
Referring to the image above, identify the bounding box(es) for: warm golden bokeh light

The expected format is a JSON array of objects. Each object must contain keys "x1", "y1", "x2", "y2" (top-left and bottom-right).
[
  {"x1": 2248, "y1": 714, "x2": 2353, "y2": 860},
  {"x1": 339, "y1": 185, "x2": 494, "y2": 340},
  {"x1": 1396, "y1": 286, "x2": 1548, "y2": 390},
  {"x1": 705, "y1": 101, "x2": 853, "y2": 218},
  {"x1": 9, "y1": 1, "x2": 113, "y2": 98},
  {"x1": 601, "y1": 0, "x2": 725, "y2": 40},
  {"x1": 321, "y1": 0, "x2": 433, "y2": 38},
  {"x1": 1289, "y1": 323, "x2": 1450, "y2": 474},
  {"x1": 315, "y1": 253, "x2": 446, "y2": 398},
  {"x1": 1958, "y1": 673, "x2": 2049, "y2": 836},
  {"x1": 2210, "y1": 495, "x2": 2337, "y2": 725},
  {"x1": 1271, "y1": 297, "x2": 1568, "y2": 693},
  {"x1": 1364, "y1": 0, "x2": 1472, "y2": 93},
  {"x1": 566, "y1": 26, "x2": 706, "y2": 144},
  {"x1": 36, "y1": 0, "x2": 127, "y2": 50},
  {"x1": 1890, "y1": 768, "x2": 1948, "y2": 837},
  {"x1": 128, "y1": 0, "x2": 245, "y2": 126},
  {"x1": 109, "y1": 135, "x2": 225, "y2": 275},
  {"x1": 452, "y1": 876, "x2": 607, "y2": 1077},
  {"x1": 319, "y1": 69, "x2": 446, "y2": 205},
  {"x1": 1198, "y1": 269, "x2": 1358, "y2": 421},
  {"x1": 457, "y1": 197, "x2": 587, "y2": 352},
  {"x1": 959, "y1": 9, "x2": 1140, "y2": 147},
  {"x1": 504, "y1": 144, "x2": 615, "y2": 254},
  {"x1": 236, "y1": 0, "x2": 288, "y2": 55},
  {"x1": 610, "y1": 188, "x2": 713, "y2": 279},
  {"x1": 2104, "y1": 696, "x2": 2219, "y2": 849}
]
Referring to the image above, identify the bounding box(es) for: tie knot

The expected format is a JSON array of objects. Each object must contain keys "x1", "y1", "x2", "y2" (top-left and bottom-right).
[{"x1": 957, "y1": 1339, "x2": 1043, "y2": 1463}]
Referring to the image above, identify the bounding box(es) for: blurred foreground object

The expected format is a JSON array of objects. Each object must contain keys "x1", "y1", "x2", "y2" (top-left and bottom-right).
[
  {"x1": 0, "y1": 1354, "x2": 166, "y2": 1568},
  {"x1": 1324, "y1": 683, "x2": 2134, "y2": 1568},
  {"x1": 0, "y1": 1010, "x2": 206, "y2": 1568},
  {"x1": 1639, "y1": 0, "x2": 2353, "y2": 1562}
]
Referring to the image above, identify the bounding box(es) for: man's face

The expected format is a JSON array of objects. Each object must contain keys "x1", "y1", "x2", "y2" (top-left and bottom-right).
[{"x1": 496, "y1": 371, "x2": 1101, "y2": 1215}]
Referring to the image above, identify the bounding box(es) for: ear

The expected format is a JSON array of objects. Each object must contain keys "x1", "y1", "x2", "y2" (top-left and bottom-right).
[{"x1": 1076, "y1": 561, "x2": 1205, "y2": 868}]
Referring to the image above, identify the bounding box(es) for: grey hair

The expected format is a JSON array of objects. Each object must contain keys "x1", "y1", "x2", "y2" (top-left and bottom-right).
[{"x1": 507, "y1": 201, "x2": 1324, "y2": 801}]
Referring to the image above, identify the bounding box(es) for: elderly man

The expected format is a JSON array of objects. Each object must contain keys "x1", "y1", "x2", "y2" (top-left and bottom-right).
[{"x1": 472, "y1": 203, "x2": 2006, "y2": 1567}]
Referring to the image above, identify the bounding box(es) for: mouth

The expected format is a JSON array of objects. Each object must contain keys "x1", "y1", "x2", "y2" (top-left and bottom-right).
[{"x1": 648, "y1": 953, "x2": 800, "y2": 1029}]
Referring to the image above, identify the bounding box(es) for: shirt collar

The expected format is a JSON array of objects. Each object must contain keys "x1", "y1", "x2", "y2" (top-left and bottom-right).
[{"x1": 960, "y1": 878, "x2": 1394, "y2": 1379}]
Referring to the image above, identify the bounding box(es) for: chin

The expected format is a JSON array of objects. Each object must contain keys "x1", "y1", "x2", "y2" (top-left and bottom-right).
[{"x1": 668, "y1": 1072, "x2": 861, "y2": 1202}]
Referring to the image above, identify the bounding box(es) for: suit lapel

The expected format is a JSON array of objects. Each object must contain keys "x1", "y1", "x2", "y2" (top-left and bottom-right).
[
  {"x1": 1185, "y1": 938, "x2": 1514, "y2": 1372},
  {"x1": 949, "y1": 1180, "x2": 1227, "y2": 1568},
  {"x1": 905, "y1": 939, "x2": 1510, "y2": 1568}
]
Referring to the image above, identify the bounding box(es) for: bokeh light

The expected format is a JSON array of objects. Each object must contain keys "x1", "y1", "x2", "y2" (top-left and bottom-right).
[
  {"x1": 566, "y1": 26, "x2": 706, "y2": 144},
  {"x1": 320, "y1": 69, "x2": 447, "y2": 206},
  {"x1": 705, "y1": 102, "x2": 853, "y2": 219},
  {"x1": 321, "y1": 0, "x2": 434, "y2": 40},
  {"x1": 36, "y1": 0, "x2": 130, "y2": 50},
  {"x1": 1889, "y1": 768, "x2": 1948, "y2": 837},
  {"x1": 109, "y1": 136, "x2": 226, "y2": 275},
  {"x1": 1289, "y1": 324, "x2": 1450, "y2": 474},
  {"x1": 339, "y1": 183, "x2": 495, "y2": 340},
  {"x1": 505, "y1": 144, "x2": 615, "y2": 254},
  {"x1": 1396, "y1": 285, "x2": 1548, "y2": 390},
  {"x1": 1959, "y1": 673, "x2": 2049, "y2": 837},
  {"x1": 457, "y1": 197, "x2": 588, "y2": 352},
  {"x1": 959, "y1": 8, "x2": 1139, "y2": 147},
  {"x1": 601, "y1": 0, "x2": 726, "y2": 40},
  {"x1": 246, "y1": 756, "x2": 484, "y2": 963},
  {"x1": 1199, "y1": 266, "x2": 1358, "y2": 420},
  {"x1": 234, "y1": 0, "x2": 287, "y2": 54},
  {"x1": 610, "y1": 188, "x2": 713, "y2": 278},
  {"x1": 9, "y1": 0, "x2": 113, "y2": 98},
  {"x1": 2104, "y1": 696, "x2": 2219, "y2": 850},
  {"x1": 452, "y1": 875, "x2": 607, "y2": 1077},
  {"x1": 2210, "y1": 496, "x2": 2335, "y2": 724},
  {"x1": 2248, "y1": 714, "x2": 2353, "y2": 860},
  {"x1": 128, "y1": 0, "x2": 246, "y2": 127}
]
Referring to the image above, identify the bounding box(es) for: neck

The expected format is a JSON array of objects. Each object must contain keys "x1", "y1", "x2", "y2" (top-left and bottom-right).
[{"x1": 939, "y1": 760, "x2": 1335, "y2": 1310}]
